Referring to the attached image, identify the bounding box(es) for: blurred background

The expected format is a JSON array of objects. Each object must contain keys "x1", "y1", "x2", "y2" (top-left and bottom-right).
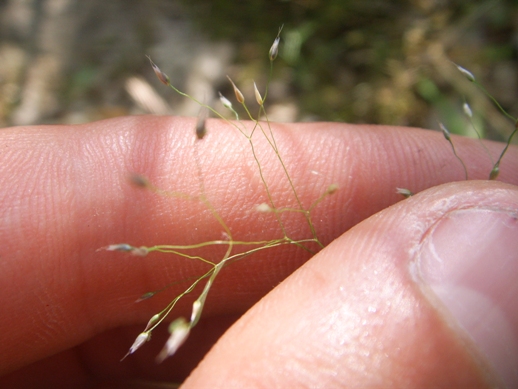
[{"x1": 0, "y1": 0, "x2": 517, "y2": 141}]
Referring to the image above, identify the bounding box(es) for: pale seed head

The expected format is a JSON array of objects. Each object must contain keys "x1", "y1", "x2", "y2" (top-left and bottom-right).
[
  {"x1": 454, "y1": 63, "x2": 475, "y2": 82},
  {"x1": 144, "y1": 314, "x2": 161, "y2": 331},
  {"x1": 101, "y1": 243, "x2": 147, "y2": 256},
  {"x1": 196, "y1": 114, "x2": 207, "y2": 140},
  {"x1": 463, "y1": 102, "x2": 473, "y2": 118},
  {"x1": 227, "y1": 75, "x2": 245, "y2": 104},
  {"x1": 269, "y1": 36, "x2": 280, "y2": 61},
  {"x1": 219, "y1": 92, "x2": 233, "y2": 110},
  {"x1": 156, "y1": 317, "x2": 190, "y2": 363},
  {"x1": 439, "y1": 122, "x2": 451, "y2": 141},
  {"x1": 489, "y1": 165, "x2": 500, "y2": 180},
  {"x1": 135, "y1": 292, "x2": 155, "y2": 303},
  {"x1": 147, "y1": 56, "x2": 170, "y2": 86},
  {"x1": 103, "y1": 243, "x2": 134, "y2": 252},
  {"x1": 190, "y1": 300, "x2": 202, "y2": 324},
  {"x1": 269, "y1": 25, "x2": 283, "y2": 61},
  {"x1": 131, "y1": 246, "x2": 149, "y2": 256},
  {"x1": 256, "y1": 203, "x2": 272, "y2": 213},
  {"x1": 129, "y1": 332, "x2": 150, "y2": 354},
  {"x1": 254, "y1": 82, "x2": 263, "y2": 106},
  {"x1": 121, "y1": 332, "x2": 150, "y2": 360},
  {"x1": 326, "y1": 183, "x2": 339, "y2": 195},
  {"x1": 129, "y1": 173, "x2": 149, "y2": 188},
  {"x1": 396, "y1": 187, "x2": 414, "y2": 198}
]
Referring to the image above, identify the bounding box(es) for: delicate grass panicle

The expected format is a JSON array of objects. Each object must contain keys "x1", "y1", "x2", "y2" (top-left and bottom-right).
[
  {"x1": 104, "y1": 28, "x2": 339, "y2": 363},
  {"x1": 105, "y1": 33, "x2": 515, "y2": 363}
]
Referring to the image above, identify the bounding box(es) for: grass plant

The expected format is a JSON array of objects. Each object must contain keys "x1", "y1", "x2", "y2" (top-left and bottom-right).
[{"x1": 102, "y1": 27, "x2": 338, "y2": 362}]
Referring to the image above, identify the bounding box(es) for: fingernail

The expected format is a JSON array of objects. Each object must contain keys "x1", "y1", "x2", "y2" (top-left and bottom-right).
[{"x1": 416, "y1": 208, "x2": 518, "y2": 388}]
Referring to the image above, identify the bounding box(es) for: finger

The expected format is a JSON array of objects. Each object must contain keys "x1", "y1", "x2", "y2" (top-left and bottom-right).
[
  {"x1": 183, "y1": 180, "x2": 518, "y2": 388},
  {"x1": 0, "y1": 116, "x2": 517, "y2": 376}
]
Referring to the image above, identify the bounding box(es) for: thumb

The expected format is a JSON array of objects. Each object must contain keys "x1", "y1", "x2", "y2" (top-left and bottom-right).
[{"x1": 183, "y1": 180, "x2": 518, "y2": 389}]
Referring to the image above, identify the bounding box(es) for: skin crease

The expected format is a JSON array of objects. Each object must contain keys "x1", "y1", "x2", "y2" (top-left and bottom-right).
[{"x1": 0, "y1": 115, "x2": 517, "y2": 388}]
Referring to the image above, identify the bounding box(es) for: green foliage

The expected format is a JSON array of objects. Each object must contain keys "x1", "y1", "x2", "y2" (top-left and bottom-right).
[{"x1": 180, "y1": 0, "x2": 518, "y2": 139}]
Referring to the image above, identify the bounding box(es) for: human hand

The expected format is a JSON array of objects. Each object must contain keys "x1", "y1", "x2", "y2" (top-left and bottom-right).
[{"x1": 1, "y1": 116, "x2": 517, "y2": 388}]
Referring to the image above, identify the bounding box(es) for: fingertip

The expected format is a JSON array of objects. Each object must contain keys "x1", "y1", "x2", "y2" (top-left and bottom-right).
[
  {"x1": 184, "y1": 181, "x2": 518, "y2": 388},
  {"x1": 413, "y1": 183, "x2": 518, "y2": 388}
]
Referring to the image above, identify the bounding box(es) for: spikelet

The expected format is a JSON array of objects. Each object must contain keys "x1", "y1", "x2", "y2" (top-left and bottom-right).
[
  {"x1": 254, "y1": 82, "x2": 263, "y2": 106},
  {"x1": 146, "y1": 56, "x2": 170, "y2": 86},
  {"x1": 227, "y1": 75, "x2": 245, "y2": 104}
]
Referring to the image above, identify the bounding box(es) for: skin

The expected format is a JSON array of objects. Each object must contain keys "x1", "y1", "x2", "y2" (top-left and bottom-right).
[{"x1": 0, "y1": 115, "x2": 517, "y2": 388}]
